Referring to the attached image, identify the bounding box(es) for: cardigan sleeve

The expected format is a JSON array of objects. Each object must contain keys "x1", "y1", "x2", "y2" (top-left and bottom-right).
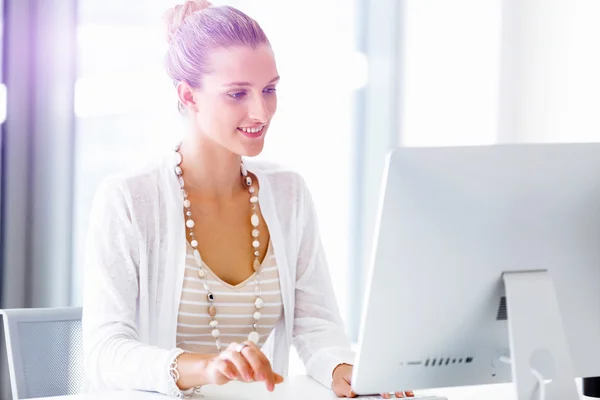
[
  {"x1": 81, "y1": 177, "x2": 184, "y2": 395},
  {"x1": 292, "y1": 177, "x2": 355, "y2": 389}
]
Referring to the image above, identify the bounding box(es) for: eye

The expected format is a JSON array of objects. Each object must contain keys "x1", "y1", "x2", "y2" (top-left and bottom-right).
[
  {"x1": 263, "y1": 87, "x2": 277, "y2": 94},
  {"x1": 228, "y1": 91, "x2": 247, "y2": 99}
]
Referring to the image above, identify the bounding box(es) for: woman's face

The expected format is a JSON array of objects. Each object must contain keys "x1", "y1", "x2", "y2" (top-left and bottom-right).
[{"x1": 180, "y1": 44, "x2": 279, "y2": 157}]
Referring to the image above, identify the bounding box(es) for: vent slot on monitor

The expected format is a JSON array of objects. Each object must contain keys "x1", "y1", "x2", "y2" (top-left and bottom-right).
[
  {"x1": 497, "y1": 296, "x2": 508, "y2": 321},
  {"x1": 424, "y1": 357, "x2": 473, "y2": 367}
]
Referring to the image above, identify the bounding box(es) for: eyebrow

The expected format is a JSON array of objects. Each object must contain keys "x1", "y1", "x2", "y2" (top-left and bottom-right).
[{"x1": 223, "y1": 76, "x2": 280, "y2": 88}]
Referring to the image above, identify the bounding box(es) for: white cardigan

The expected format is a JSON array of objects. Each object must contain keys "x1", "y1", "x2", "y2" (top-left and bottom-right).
[{"x1": 81, "y1": 151, "x2": 355, "y2": 396}]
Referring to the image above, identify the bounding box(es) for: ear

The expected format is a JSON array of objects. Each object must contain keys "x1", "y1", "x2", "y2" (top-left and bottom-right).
[{"x1": 176, "y1": 81, "x2": 198, "y2": 112}]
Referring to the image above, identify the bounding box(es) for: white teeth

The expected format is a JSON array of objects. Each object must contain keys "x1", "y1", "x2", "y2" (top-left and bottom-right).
[{"x1": 240, "y1": 126, "x2": 264, "y2": 134}]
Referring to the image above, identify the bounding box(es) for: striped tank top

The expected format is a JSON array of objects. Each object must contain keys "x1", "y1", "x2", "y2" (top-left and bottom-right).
[{"x1": 176, "y1": 240, "x2": 283, "y2": 353}]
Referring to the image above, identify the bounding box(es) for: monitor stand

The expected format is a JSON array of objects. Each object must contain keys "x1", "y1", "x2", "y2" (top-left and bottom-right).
[{"x1": 503, "y1": 270, "x2": 579, "y2": 400}]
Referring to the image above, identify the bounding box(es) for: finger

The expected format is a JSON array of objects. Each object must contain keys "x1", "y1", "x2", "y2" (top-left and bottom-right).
[
  {"x1": 381, "y1": 394, "x2": 391, "y2": 399},
  {"x1": 394, "y1": 392, "x2": 405, "y2": 398},
  {"x1": 238, "y1": 342, "x2": 276, "y2": 389},
  {"x1": 404, "y1": 391, "x2": 415, "y2": 397},
  {"x1": 213, "y1": 359, "x2": 236, "y2": 384},
  {"x1": 274, "y1": 373, "x2": 284, "y2": 384},
  {"x1": 221, "y1": 349, "x2": 254, "y2": 382},
  {"x1": 332, "y1": 378, "x2": 355, "y2": 398}
]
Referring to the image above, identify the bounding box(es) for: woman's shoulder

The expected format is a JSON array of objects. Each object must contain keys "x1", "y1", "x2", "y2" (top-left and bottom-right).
[
  {"x1": 247, "y1": 159, "x2": 308, "y2": 199},
  {"x1": 94, "y1": 152, "x2": 173, "y2": 205}
]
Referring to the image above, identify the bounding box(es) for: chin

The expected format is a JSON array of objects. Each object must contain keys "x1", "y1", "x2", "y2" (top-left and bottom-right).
[
  {"x1": 242, "y1": 143, "x2": 265, "y2": 158},
  {"x1": 236, "y1": 128, "x2": 267, "y2": 157}
]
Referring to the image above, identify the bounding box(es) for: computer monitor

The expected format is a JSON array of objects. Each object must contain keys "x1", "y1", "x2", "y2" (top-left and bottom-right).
[{"x1": 351, "y1": 143, "x2": 600, "y2": 399}]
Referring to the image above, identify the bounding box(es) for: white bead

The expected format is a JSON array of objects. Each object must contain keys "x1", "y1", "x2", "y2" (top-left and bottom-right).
[
  {"x1": 178, "y1": 177, "x2": 185, "y2": 188},
  {"x1": 253, "y1": 312, "x2": 262, "y2": 321},
  {"x1": 191, "y1": 239, "x2": 198, "y2": 248},
  {"x1": 209, "y1": 320, "x2": 219, "y2": 328},
  {"x1": 255, "y1": 298, "x2": 264, "y2": 309},
  {"x1": 251, "y1": 214, "x2": 259, "y2": 227},
  {"x1": 186, "y1": 219, "x2": 195, "y2": 228},
  {"x1": 212, "y1": 329, "x2": 220, "y2": 338},
  {"x1": 175, "y1": 166, "x2": 182, "y2": 176},
  {"x1": 250, "y1": 196, "x2": 258, "y2": 203},
  {"x1": 245, "y1": 176, "x2": 252, "y2": 186},
  {"x1": 248, "y1": 331, "x2": 260, "y2": 344},
  {"x1": 193, "y1": 249, "x2": 202, "y2": 266},
  {"x1": 175, "y1": 152, "x2": 182, "y2": 165},
  {"x1": 183, "y1": 200, "x2": 191, "y2": 208},
  {"x1": 198, "y1": 269, "x2": 206, "y2": 278},
  {"x1": 252, "y1": 229, "x2": 259, "y2": 238},
  {"x1": 240, "y1": 163, "x2": 248, "y2": 176},
  {"x1": 249, "y1": 187, "x2": 255, "y2": 193},
  {"x1": 253, "y1": 240, "x2": 260, "y2": 248}
]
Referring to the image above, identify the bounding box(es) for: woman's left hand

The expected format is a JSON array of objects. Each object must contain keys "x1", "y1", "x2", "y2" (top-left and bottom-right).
[{"x1": 332, "y1": 364, "x2": 415, "y2": 398}]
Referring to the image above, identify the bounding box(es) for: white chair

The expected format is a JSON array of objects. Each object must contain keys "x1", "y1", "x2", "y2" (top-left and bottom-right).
[{"x1": 0, "y1": 307, "x2": 83, "y2": 399}]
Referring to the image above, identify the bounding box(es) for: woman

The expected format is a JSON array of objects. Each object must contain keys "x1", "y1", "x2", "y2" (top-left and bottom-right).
[{"x1": 81, "y1": 1, "x2": 412, "y2": 398}]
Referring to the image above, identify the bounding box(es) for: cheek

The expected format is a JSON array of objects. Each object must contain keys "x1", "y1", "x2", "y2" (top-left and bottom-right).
[
  {"x1": 224, "y1": 103, "x2": 248, "y2": 128},
  {"x1": 199, "y1": 101, "x2": 238, "y2": 130},
  {"x1": 196, "y1": 112, "x2": 216, "y2": 135},
  {"x1": 267, "y1": 95, "x2": 278, "y2": 116}
]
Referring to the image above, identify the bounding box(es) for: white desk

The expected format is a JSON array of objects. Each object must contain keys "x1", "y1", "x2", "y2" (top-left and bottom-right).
[
  {"x1": 31, "y1": 376, "x2": 596, "y2": 400},
  {"x1": 31, "y1": 376, "x2": 342, "y2": 400}
]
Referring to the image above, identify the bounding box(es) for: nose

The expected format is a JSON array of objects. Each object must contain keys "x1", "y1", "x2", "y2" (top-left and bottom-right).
[{"x1": 248, "y1": 93, "x2": 269, "y2": 122}]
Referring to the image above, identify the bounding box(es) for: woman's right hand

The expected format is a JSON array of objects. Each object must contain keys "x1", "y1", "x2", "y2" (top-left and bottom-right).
[{"x1": 200, "y1": 341, "x2": 284, "y2": 391}]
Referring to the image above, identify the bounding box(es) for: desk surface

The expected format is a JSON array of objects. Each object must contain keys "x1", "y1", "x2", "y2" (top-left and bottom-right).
[
  {"x1": 31, "y1": 376, "x2": 595, "y2": 400},
  {"x1": 32, "y1": 376, "x2": 342, "y2": 400}
]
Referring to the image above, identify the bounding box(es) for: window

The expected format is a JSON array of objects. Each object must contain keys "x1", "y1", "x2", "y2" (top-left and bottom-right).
[{"x1": 400, "y1": 0, "x2": 502, "y2": 147}]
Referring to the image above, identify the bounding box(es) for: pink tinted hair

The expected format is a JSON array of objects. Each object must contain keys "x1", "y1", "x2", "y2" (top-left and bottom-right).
[{"x1": 163, "y1": 0, "x2": 270, "y2": 95}]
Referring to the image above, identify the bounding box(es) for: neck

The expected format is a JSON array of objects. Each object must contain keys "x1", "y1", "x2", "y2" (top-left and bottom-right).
[{"x1": 178, "y1": 135, "x2": 244, "y2": 201}]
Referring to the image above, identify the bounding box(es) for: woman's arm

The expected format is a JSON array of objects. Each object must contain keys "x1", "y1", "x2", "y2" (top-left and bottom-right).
[
  {"x1": 82, "y1": 178, "x2": 189, "y2": 395},
  {"x1": 292, "y1": 177, "x2": 355, "y2": 389}
]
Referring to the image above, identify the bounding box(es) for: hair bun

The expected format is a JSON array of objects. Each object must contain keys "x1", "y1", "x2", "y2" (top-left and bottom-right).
[{"x1": 163, "y1": 0, "x2": 213, "y2": 44}]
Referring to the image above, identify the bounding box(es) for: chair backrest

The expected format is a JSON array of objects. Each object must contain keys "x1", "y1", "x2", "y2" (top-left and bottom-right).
[{"x1": 0, "y1": 307, "x2": 83, "y2": 399}]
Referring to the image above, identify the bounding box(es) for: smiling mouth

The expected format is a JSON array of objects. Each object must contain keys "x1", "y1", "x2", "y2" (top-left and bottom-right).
[
  {"x1": 237, "y1": 125, "x2": 266, "y2": 138},
  {"x1": 238, "y1": 125, "x2": 265, "y2": 134}
]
